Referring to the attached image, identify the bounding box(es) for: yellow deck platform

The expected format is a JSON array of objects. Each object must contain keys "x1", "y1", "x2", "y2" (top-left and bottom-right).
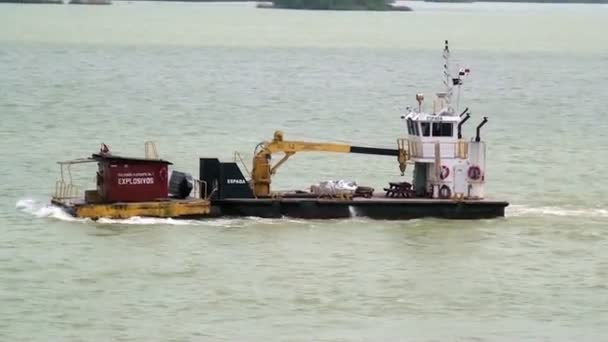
[{"x1": 51, "y1": 198, "x2": 211, "y2": 219}]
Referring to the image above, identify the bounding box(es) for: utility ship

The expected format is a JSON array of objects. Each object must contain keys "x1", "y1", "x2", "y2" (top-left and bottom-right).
[
  {"x1": 51, "y1": 41, "x2": 508, "y2": 220},
  {"x1": 198, "y1": 41, "x2": 508, "y2": 219}
]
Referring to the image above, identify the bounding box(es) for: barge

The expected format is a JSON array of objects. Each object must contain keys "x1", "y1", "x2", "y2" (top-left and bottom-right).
[
  {"x1": 212, "y1": 197, "x2": 507, "y2": 220},
  {"x1": 51, "y1": 143, "x2": 210, "y2": 219},
  {"x1": 197, "y1": 41, "x2": 508, "y2": 220}
]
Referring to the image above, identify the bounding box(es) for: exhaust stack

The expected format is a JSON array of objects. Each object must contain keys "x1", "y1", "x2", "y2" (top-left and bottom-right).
[
  {"x1": 475, "y1": 117, "x2": 488, "y2": 142},
  {"x1": 457, "y1": 113, "x2": 471, "y2": 139}
]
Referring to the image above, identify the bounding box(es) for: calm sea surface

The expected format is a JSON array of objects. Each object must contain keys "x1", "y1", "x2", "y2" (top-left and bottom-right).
[{"x1": 1, "y1": 2, "x2": 607, "y2": 340}]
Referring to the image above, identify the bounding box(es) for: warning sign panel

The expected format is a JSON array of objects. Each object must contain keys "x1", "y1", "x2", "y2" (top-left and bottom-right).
[{"x1": 117, "y1": 172, "x2": 155, "y2": 185}]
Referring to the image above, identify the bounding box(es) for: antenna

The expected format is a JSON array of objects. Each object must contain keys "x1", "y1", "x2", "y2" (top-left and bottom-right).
[
  {"x1": 443, "y1": 40, "x2": 452, "y2": 105},
  {"x1": 454, "y1": 67, "x2": 470, "y2": 112},
  {"x1": 455, "y1": 68, "x2": 463, "y2": 111}
]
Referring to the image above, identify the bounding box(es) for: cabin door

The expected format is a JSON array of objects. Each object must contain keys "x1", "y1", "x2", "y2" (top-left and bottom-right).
[{"x1": 413, "y1": 163, "x2": 428, "y2": 197}]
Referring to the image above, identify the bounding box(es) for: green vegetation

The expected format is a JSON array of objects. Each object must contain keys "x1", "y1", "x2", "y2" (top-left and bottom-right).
[
  {"x1": 268, "y1": 0, "x2": 411, "y2": 10},
  {"x1": 0, "y1": 0, "x2": 63, "y2": 3}
]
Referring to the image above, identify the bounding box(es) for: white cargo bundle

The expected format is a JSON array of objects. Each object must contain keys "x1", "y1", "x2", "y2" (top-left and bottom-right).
[{"x1": 310, "y1": 180, "x2": 358, "y2": 196}]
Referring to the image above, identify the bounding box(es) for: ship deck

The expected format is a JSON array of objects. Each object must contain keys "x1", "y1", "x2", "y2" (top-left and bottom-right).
[
  {"x1": 51, "y1": 197, "x2": 211, "y2": 219},
  {"x1": 212, "y1": 193, "x2": 508, "y2": 220},
  {"x1": 221, "y1": 195, "x2": 506, "y2": 204}
]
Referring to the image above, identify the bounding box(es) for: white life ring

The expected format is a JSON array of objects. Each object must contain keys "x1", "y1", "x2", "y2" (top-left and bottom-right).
[
  {"x1": 468, "y1": 166, "x2": 482, "y2": 180},
  {"x1": 439, "y1": 185, "x2": 452, "y2": 199}
]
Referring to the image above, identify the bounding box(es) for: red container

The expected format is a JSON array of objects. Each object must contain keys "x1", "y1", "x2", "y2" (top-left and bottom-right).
[{"x1": 94, "y1": 155, "x2": 172, "y2": 203}]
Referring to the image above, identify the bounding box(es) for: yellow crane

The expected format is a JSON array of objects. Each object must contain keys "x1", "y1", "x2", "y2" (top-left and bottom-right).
[{"x1": 251, "y1": 131, "x2": 409, "y2": 197}]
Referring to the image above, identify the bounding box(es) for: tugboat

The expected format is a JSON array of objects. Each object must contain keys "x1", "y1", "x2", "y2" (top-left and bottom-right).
[
  {"x1": 51, "y1": 143, "x2": 210, "y2": 219},
  {"x1": 403, "y1": 40, "x2": 487, "y2": 202},
  {"x1": 197, "y1": 41, "x2": 509, "y2": 219}
]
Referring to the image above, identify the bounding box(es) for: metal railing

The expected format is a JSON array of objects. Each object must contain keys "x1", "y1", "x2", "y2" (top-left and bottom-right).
[
  {"x1": 192, "y1": 179, "x2": 219, "y2": 201},
  {"x1": 54, "y1": 181, "x2": 81, "y2": 200},
  {"x1": 403, "y1": 139, "x2": 469, "y2": 159},
  {"x1": 192, "y1": 179, "x2": 208, "y2": 200},
  {"x1": 233, "y1": 151, "x2": 252, "y2": 179}
]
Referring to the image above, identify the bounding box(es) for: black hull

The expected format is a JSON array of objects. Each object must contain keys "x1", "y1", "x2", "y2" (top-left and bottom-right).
[
  {"x1": 198, "y1": 158, "x2": 508, "y2": 220},
  {"x1": 211, "y1": 198, "x2": 508, "y2": 220}
]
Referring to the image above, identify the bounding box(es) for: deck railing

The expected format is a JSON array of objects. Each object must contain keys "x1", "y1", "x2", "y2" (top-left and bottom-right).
[
  {"x1": 192, "y1": 179, "x2": 218, "y2": 200},
  {"x1": 233, "y1": 151, "x2": 252, "y2": 179},
  {"x1": 192, "y1": 179, "x2": 205, "y2": 199},
  {"x1": 54, "y1": 181, "x2": 81, "y2": 200},
  {"x1": 403, "y1": 139, "x2": 469, "y2": 159}
]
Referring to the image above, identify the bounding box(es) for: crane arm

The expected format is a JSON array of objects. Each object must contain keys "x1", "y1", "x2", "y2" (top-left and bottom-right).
[
  {"x1": 264, "y1": 141, "x2": 398, "y2": 176},
  {"x1": 264, "y1": 140, "x2": 399, "y2": 156},
  {"x1": 264, "y1": 140, "x2": 352, "y2": 154},
  {"x1": 260, "y1": 131, "x2": 399, "y2": 155},
  {"x1": 250, "y1": 131, "x2": 408, "y2": 197}
]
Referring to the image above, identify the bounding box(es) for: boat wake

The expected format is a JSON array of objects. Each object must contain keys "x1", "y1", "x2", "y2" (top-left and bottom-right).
[
  {"x1": 16, "y1": 198, "x2": 83, "y2": 222},
  {"x1": 15, "y1": 198, "x2": 312, "y2": 227},
  {"x1": 19, "y1": 198, "x2": 605, "y2": 225},
  {"x1": 15, "y1": 198, "x2": 207, "y2": 226},
  {"x1": 507, "y1": 205, "x2": 608, "y2": 219}
]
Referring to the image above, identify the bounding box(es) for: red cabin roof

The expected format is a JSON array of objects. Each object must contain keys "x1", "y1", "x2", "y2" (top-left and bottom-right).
[{"x1": 91, "y1": 153, "x2": 173, "y2": 165}]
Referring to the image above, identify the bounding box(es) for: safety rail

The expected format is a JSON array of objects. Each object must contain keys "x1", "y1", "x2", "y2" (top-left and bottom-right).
[
  {"x1": 404, "y1": 139, "x2": 469, "y2": 159},
  {"x1": 54, "y1": 181, "x2": 82, "y2": 200},
  {"x1": 233, "y1": 151, "x2": 252, "y2": 179},
  {"x1": 192, "y1": 179, "x2": 212, "y2": 200},
  {"x1": 397, "y1": 139, "x2": 409, "y2": 156}
]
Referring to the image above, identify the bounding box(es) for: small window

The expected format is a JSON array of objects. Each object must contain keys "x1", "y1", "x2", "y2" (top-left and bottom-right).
[
  {"x1": 407, "y1": 120, "x2": 413, "y2": 135},
  {"x1": 420, "y1": 122, "x2": 431, "y2": 137},
  {"x1": 432, "y1": 122, "x2": 453, "y2": 137},
  {"x1": 432, "y1": 123, "x2": 441, "y2": 136},
  {"x1": 413, "y1": 121, "x2": 420, "y2": 136}
]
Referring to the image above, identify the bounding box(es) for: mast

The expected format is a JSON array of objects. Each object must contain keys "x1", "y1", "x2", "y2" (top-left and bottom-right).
[
  {"x1": 443, "y1": 40, "x2": 452, "y2": 106},
  {"x1": 443, "y1": 40, "x2": 469, "y2": 112}
]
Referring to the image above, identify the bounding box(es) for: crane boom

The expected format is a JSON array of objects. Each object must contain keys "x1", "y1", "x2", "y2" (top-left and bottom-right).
[{"x1": 251, "y1": 131, "x2": 408, "y2": 197}]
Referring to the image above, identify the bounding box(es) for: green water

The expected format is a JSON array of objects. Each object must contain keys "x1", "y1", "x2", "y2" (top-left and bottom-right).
[{"x1": 1, "y1": 2, "x2": 607, "y2": 340}]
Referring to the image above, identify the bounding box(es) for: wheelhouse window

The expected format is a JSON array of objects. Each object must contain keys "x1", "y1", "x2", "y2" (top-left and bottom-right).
[
  {"x1": 408, "y1": 119, "x2": 420, "y2": 136},
  {"x1": 432, "y1": 122, "x2": 454, "y2": 137},
  {"x1": 420, "y1": 122, "x2": 431, "y2": 137}
]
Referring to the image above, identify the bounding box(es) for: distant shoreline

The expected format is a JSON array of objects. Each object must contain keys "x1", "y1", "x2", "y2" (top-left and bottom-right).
[
  {"x1": 111, "y1": 0, "x2": 607, "y2": 3},
  {"x1": 0, "y1": 0, "x2": 111, "y2": 3},
  {"x1": 120, "y1": 0, "x2": 608, "y2": 3},
  {"x1": 0, "y1": 0, "x2": 63, "y2": 3},
  {"x1": 2, "y1": 0, "x2": 604, "y2": 4},
  {"x1": 257, "y1": 2, "x2": 413, "y2": 10}
]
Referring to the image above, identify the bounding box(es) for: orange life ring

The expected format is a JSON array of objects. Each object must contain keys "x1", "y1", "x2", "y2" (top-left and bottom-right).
[
  {"x1": 439, "y1": 185, "x2": 451, "y2": 199},
  {"x1": 440, "y1": 165, "x2": 450, "y2": 180},
  {"x1": 468, "y1": 166, "x2": 482, "y2": 180}
]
